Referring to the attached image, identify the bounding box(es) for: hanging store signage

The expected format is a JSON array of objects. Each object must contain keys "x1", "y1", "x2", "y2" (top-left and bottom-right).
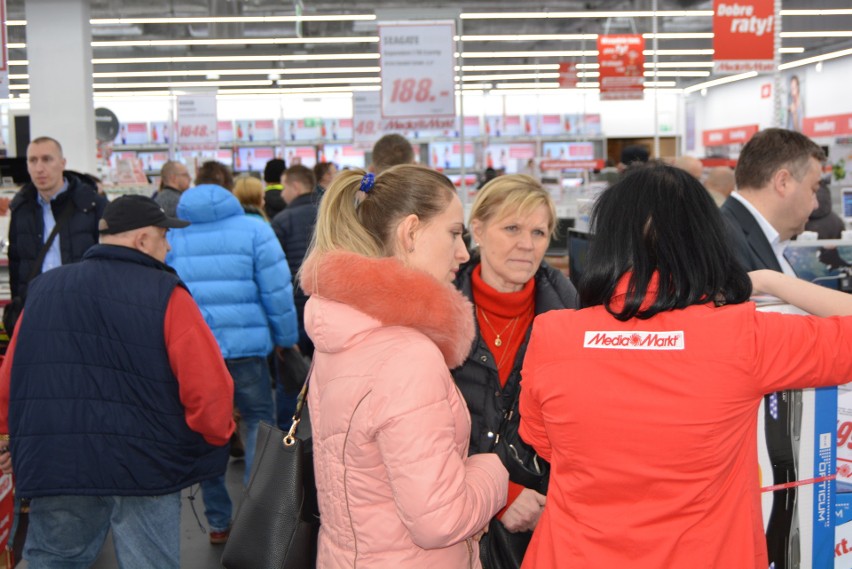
[
  {"x1": 353, "y1": 91, "x2": 457, "y2": 146},
  {"x1": 802, "y1": 113, "x2": 852, "y2": 139},
  {"x1": 597, "y1": 35, "x2": 645, "y2": 101},
  {"x1": 378, "y1": 21, "x2": 456, "y2": 118},
  {"x1": 713, "y1": 0, "x2": 776, "y2": 74},
  {"x1": 558, "y1": 62, "x2": 579, "y2": 88},
  {"x1": 177, "y1": 90, "x2": 218, "y2": 151},
  {"x1": 702, "y1": 124, "x2": 759, "y2": 147}
]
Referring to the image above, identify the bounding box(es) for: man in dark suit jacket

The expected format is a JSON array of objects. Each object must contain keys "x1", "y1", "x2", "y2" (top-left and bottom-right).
[
  {"x1": 719, "y1": 127, "x2": 825, "y2": 569},
  {"x1": 720, "y1": 128, "x2": 825, "y2": 273}
]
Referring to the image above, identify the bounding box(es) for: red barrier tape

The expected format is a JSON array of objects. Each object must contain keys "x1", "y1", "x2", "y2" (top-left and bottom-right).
[{"x1": 761, "y1": 474, "x2": 836, "y2": 493}]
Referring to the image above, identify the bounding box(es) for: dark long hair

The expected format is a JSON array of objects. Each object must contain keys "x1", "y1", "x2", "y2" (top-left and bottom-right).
[{"x1": 580, "y1": 162, "x2": 752, "y2": 320}]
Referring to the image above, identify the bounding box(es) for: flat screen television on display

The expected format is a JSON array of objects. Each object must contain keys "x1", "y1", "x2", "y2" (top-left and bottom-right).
[
  {"x1": 842, "y1": 188, "x2": 852, "y2": 222},
  {"x1": 567, "y1": 229, "x2": 591, "y2": 289},
  {"x1": 0, "y1": 157, "x2": 31, "y2": 185}
]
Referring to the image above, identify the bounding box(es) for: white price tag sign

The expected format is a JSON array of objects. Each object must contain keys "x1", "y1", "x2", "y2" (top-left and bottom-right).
[
  {"x1": 379, "y1": 21, "x2": 456, "y2": 119},
  {"x1": 177, "y1": 90, "x2": 218, "y2": 151},
  {"x1": 353, "y1": 91, "x2": 383, "y2": 146}
]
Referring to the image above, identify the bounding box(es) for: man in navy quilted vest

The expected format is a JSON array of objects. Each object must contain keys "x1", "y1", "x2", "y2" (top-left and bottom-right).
[{"x1": 0, "y1": 195, "x2": 235, "y2": 569}]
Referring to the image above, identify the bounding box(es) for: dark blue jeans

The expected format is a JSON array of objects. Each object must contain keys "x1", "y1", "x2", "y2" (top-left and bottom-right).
[
  {"x1": 25, "y1": 492, "x2": 181, "y2": 569},
  {"x1": 201, "y1": 356, "x2": 274, "y2": 531}
]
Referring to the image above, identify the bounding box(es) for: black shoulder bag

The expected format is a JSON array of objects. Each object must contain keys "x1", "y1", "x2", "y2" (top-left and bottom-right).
[
  {"x1": 481, "y1": 384, "x2": 550, "y2": 569},
  {"x1": 221, "y1": 363, "x2": 319, "y2": 569},
  {"x1": 3, "y1": 200, "x2": 76, "y2": 337}
]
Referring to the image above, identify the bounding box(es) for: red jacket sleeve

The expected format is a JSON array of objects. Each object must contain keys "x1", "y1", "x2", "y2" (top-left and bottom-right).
[
  {"x1": 0, "y1": 314, "x2": 23, "y2": 434},
  {"x1": 164, "y1": 287, "x2": 235, "y2": 446},
  {"x1": 519, "y1": 320, "x2": 552, "y2": 463}
]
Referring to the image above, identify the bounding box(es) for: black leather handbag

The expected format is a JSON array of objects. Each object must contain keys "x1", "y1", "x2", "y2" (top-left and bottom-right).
[
  {"x1": 221, "y1": 370, "x2": 319, "y2": 569},
  {"x1": 480, "y1": 384, "x2": 549, "y2": 569},
  {"x1": 492, "y1": 387, "x2": 550, "y2": 495}
]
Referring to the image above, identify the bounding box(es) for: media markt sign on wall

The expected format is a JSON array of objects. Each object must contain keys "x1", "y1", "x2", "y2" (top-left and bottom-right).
[
  {"x1": 713, "y1": 0, "x2": 776, "y2": 73},
  {"x1": 378, "y1": 21, "x2": 456, "y2": 119}
]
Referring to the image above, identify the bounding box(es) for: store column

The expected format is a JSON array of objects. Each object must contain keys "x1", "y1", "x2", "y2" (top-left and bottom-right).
[{"x1": 25, "y1": 0, "x2": 96, "y2": 174}]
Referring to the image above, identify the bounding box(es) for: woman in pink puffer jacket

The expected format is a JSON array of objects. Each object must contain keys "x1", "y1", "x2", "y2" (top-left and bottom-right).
[{"x1": 300, "y1": 165, "x2": 508, "y2": 568}]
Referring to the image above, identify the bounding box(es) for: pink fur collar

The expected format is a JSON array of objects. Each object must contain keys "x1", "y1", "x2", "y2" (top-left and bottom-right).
[{"x1": 301, "y1": 251, "x2": 475, "y2": 368}]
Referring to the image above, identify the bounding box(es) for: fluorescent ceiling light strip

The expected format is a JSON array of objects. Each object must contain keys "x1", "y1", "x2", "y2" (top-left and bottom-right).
[
  {"x1": 92, "y1": 37, "x2": 378, "y2": 48},
  {"x1": 93, "y1": 80, "x2": 275, "y2": 89},
  {"x1": 460, "y1": 64, "x2": 560, "y2": 71},
  {"x1": 644, "y1": 49, "x2": 715, "y2": 55},
  {"x1": 460, "y1": 11, "x2": 713, "y2": 19},
  {"x1": 643, "y1": 33, "x2": 713, "y2": 39},
  {"x1": 461, "y1": 73, "x2": 560, "y2": 81},
  {"x1": 90, "y1": 54, "x2": 380, "y2": 64},
  {"x1": 780, "y1": 9, "x2": 852, "y2": 16},
  {"x1": 781, "y1": 31, "x2": 852, "y2": 38},
  {"x1": 463, "y1": 50, "x2": 597, "y2": 58},
  {"x1": 780, "y1": 47, "x2": 805, "y2": 53},
  {"x1": 646, "y1": 62, "x2": 714, "y2": 68},
  {"x1": 461, "y1": 34, "x2": 598, "y2": 41},
  {"x1": 683, "y1": 71, "x2": 757, "y2": 94},
  {"x1": 778, "y1": 47, "x2": 852, "y2": 70},
  {"x1": 5, "y1": 15, "x2": 377, "y2": 26},
  {"x1": 644, "y1": 70, "x2": 709, "y2": 77},
  {"x1": 97, "y1": 15, "x2": 376, "y2": 24},
  {"x1": 495, "y1": 82, "x2": 560, "y2": 89},
  {"x1": 5, "y1": 10, "x2": 848, "y2": 26},
  {"x1": 276, "y1": 77, "x2": 380, "y2": 85},
  {"x1": 86, "y1": 66, "x2": 382, "y2": 79}
]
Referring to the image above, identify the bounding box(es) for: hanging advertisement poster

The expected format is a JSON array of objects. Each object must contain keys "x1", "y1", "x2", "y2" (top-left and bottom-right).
[
  {"x1": 713, "y1": 0, "x2": 776, "y2": 74},
  {"x1": 177, "y1": 90, "x2": 218, "y2": 151},
  {"x1": 378, "y1": 21, "x2": 456, "y2": 118},
  {"x1": 558, "y1": 62, "x2": 578, "y2": 88},
  {"x1": 597, "y1": 35, "x2": 645, "y2": 101},
  {"x1": 353, "y1": 91, "x2": 457, "y2": 146}
]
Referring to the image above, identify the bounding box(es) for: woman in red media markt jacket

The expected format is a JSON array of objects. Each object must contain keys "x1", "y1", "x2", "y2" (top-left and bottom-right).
[
  {"x1": 518, "y1": 163, "x2": 852, "y2": 569},
  {"x1": 300, "y1": 165, "x2": 507, "y2": 569}
]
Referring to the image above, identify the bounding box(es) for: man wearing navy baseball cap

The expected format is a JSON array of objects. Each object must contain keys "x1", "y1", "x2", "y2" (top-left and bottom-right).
[{"x1": 0, "y1": 194, "x2": 235, "y2": 568}]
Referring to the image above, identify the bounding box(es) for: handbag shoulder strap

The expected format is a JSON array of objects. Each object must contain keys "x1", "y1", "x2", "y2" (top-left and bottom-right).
[
  {"x1": 284, "y1": 358, "x2": 313, "y2": 445},
  {"x1": 27, "y1": 198, "x2": 76, "y2": 283}
]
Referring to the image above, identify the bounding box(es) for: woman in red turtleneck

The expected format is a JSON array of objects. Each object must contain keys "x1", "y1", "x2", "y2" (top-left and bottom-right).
[{"x1": 452, "y1": 174, "x2": 577, "y2": 568}]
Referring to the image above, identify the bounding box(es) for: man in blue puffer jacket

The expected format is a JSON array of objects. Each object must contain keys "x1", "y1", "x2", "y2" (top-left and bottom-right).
[{"x1": 167, "y1": 161, "x2": 299, "y2": 545}]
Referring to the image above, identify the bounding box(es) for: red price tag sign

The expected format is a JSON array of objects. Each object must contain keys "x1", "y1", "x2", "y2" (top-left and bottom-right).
[{"x1": 379, "y1": 22, "x2": 456, "y2": 119}]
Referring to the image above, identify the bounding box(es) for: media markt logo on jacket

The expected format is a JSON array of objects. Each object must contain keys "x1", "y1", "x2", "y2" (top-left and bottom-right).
[{"x1": 583, "y1": 330, "x2": 685, "y2": 350}]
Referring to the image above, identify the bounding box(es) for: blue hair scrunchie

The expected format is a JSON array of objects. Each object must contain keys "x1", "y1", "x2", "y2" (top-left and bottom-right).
[{"x1": 359, "y1": 173, "x2": 375, "y2": 194}]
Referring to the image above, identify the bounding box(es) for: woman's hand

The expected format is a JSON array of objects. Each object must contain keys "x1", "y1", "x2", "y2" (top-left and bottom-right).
[{"x1": 500, "y1": 488, "x2": 546, "y2": 533}]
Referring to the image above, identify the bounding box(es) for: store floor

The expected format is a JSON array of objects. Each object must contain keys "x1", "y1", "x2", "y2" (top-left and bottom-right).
[{"x1": 18, "y1": 456, "x2": 248, "y2": 569}]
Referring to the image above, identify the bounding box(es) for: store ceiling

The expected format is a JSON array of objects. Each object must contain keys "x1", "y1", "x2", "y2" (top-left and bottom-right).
[{"x1": 4, "y1": 0, "x2": 852, "y2": 97}]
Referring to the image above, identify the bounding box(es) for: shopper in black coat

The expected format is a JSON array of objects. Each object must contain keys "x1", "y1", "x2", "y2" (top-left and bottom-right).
[
  {"x1": 9, "y1": 137, "x2": 107, "y2": 299},
  {"x1": 451, "y1": 174, "x2": 577, "y2": 568}
]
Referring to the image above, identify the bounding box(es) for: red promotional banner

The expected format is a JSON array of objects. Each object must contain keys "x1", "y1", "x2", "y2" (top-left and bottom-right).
[
  {"x1": 558, "y1": 62, "x2": 578, "y2": 88},
  {"x1": 802, "y1": 113, "x2": 852, "y2": 138},
  {"x1": 702, "y1": 124, "x2": 759, "y2": 147},
  {"x1": 713, "y1": 0, "x2": 776, "y2": 73},
  {"x1": 597, "y1": 35, "x2": 645, "y2": 101}
]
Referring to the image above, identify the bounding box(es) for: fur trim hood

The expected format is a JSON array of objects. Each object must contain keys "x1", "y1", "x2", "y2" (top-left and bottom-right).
[{"x1": 301, "y1": 251, "x2": 475, "y2": 368}]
